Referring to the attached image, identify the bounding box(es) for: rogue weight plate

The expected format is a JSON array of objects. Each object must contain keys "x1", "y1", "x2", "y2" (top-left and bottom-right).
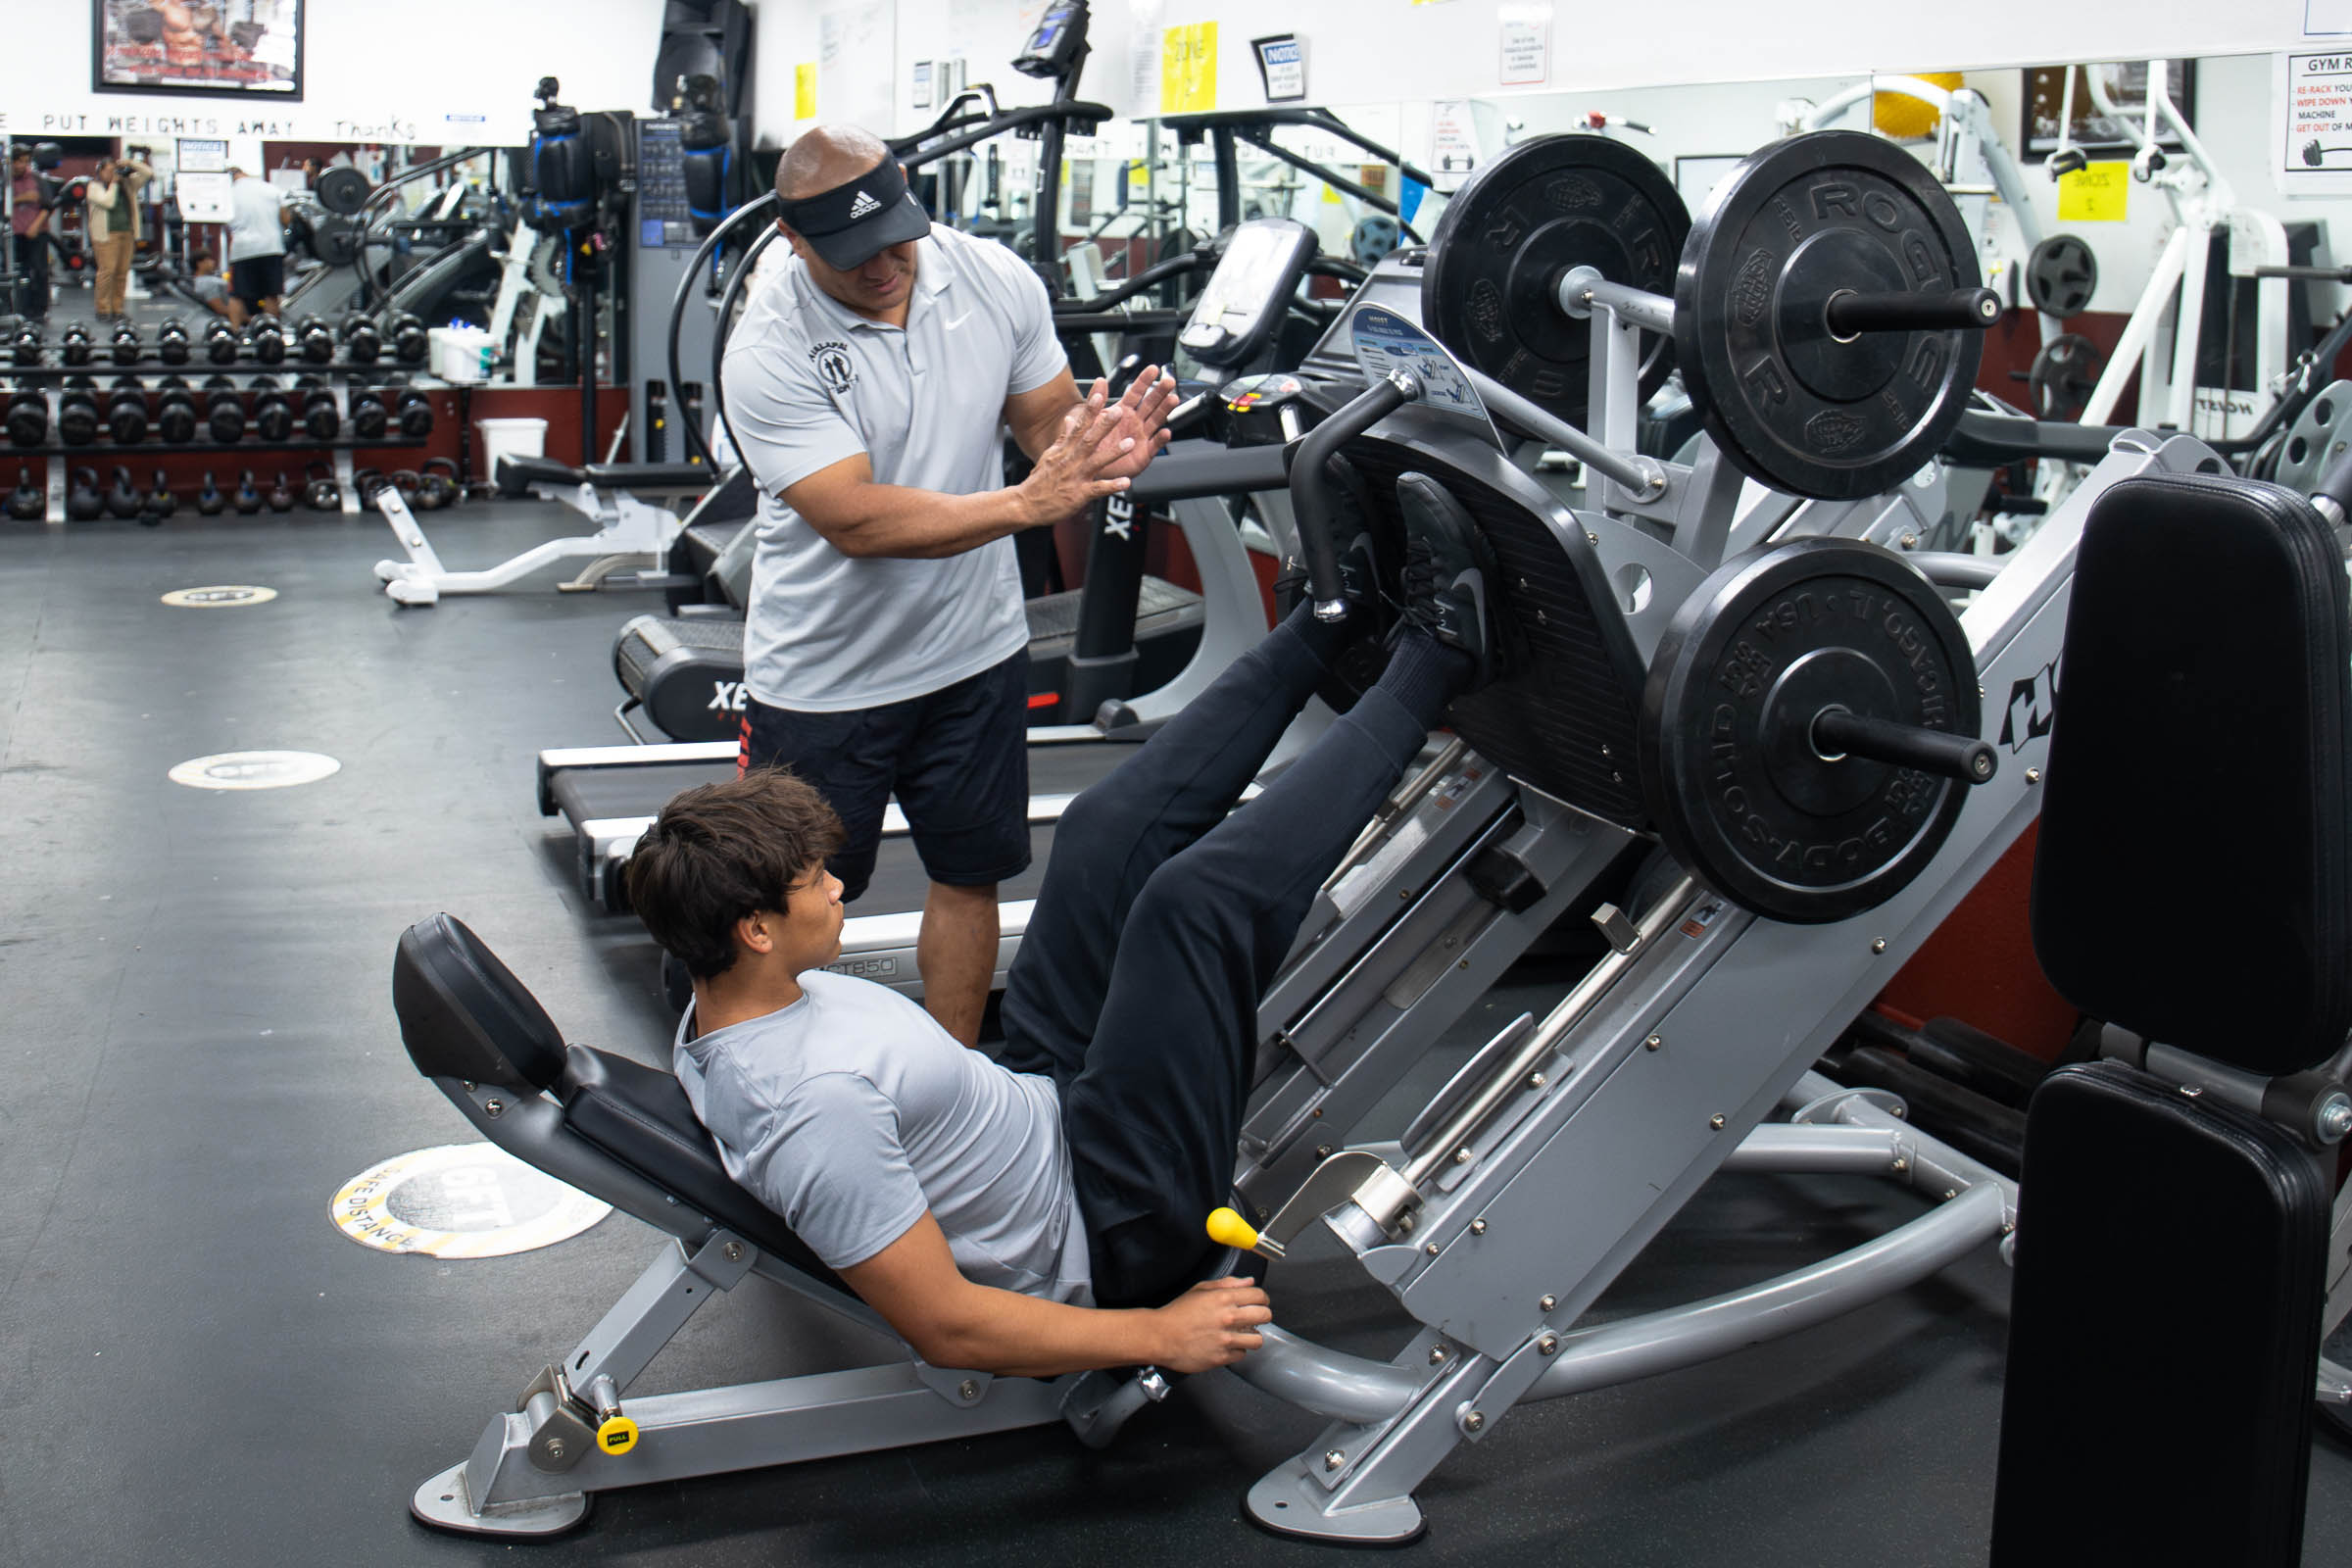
[
  {"x1": 2028, "y1": 332, "x2": 2100, "y2": 421},
  {"x1": 1674, "y1": 129, "x2": 1986, "y2": 502},
  {"x1": 1422, "y1": 134, "x2": 1690, "y2": 434},
  {"x1": 316, "y1": 165, "x2": 372, "y2": 217},
  {"x1": 2025, "y1": 233, "x2": 2097, "y2": 318},
  {"x1": 1639, "y1": 537, "x2": 1982, "y2": 924}
]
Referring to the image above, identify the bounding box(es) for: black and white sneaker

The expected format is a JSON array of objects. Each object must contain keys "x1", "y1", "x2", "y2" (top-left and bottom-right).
[{"x1": 1395, "y1": 471, "x2": 1502, "y2": 687}]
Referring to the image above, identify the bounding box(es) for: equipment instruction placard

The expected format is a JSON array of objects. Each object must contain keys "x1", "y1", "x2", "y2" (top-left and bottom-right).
[{"x1": 2278, "y1": 51, "x2": 2352, "y2": 191}]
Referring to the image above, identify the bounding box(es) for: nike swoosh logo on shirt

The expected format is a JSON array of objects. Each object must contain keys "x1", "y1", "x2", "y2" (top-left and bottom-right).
[{"x1": 942, "y1": 311, "x2": 971, "y2": 329}]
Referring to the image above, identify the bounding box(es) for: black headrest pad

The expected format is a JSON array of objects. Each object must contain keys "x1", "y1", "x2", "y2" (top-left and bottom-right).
[
  {"x1": 2033, "y1": 473, "x2": 2352, "y2": 1074},
  {"x1": 392, "y1": 913, "x2": 570, "y2": 1092}
]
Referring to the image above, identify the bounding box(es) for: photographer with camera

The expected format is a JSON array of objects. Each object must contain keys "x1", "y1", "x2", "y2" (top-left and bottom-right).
[{"x1": 84, "y1": 147, "x2": 154, "y2": 322}]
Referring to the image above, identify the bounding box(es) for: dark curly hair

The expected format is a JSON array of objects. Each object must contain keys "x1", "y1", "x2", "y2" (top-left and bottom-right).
[{"x1": 624, "y1": 767, "x2": 845, "y2": 979}]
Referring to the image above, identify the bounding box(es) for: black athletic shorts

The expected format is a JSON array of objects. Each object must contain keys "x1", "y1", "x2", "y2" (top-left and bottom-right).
[
  {"x1": 738, "y1": 650, "x2": 1032, "y2": 903},
  {"x1": 229, "y1": 254, "x2": 284, "y2": 305}
]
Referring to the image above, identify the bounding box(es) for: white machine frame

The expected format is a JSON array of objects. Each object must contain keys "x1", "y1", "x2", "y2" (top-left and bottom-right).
[{"x1": 371, "y1": 471, "x2": 698, "y2": 607}]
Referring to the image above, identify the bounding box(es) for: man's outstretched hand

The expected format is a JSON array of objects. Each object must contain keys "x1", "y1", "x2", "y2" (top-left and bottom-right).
[
  {"x1": 1017, "y1": 365, "x2": 1180, "y2": 523},
  {"x1": 1152, "y1": 1275, "x2": 1273, "y2": 1374},
  {"x1": 1093, "y1": 365, "x2": 1181, "y2": 482}
]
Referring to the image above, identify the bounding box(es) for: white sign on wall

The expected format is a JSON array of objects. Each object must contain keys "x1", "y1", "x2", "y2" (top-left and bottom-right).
[
  {"x1": 1497, "y1": 4, "x2": 1549, "y2": 87},
  {"x1": 2276, "y1": 50, "x2": 2352, "y2": 191}
]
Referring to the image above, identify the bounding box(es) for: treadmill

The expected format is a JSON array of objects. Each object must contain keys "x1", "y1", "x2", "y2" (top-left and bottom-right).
[{"x1": 534, "y1": 218, "x2": 1324, "y2": 997}]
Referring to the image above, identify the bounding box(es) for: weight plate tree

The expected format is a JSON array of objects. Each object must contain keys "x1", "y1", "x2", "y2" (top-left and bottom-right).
[
  {"x1": 1674, "y1": 130, "x2": 1988, "y2": 501},
  {"x1": 1422, "y1": 134, "x2": 1690, "y2": 433},
  {"x1": 1639, "y1": 538, "x2": 1992, "y2": 924}
]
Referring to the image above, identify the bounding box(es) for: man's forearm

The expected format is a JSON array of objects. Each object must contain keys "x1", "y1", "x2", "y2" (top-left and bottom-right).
[
  {"x1": 803, "y1": 478, "x2": 1045, "y2": 560},
  {"x1": 922, "y1": 1283, "x2": 1168, "y2": 1378}
]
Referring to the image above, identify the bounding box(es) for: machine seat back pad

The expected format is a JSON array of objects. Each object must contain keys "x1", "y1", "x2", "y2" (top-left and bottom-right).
[{"x1": 393, "y1": 913, "x2": 570, "y2": 1092}]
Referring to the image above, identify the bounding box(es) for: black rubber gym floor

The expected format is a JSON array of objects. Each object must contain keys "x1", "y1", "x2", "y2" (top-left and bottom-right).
[{"x1": 2, "y1": 503, "x2": 2348, "y2": 1567}]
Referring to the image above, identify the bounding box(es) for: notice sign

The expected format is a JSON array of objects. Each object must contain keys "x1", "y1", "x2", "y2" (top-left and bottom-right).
[
  {"x1": 2280, "y1": 52, "x2": 2352, "y2": 192},
  {"x1": 1162, "y1": 22, "x2": 1218, "y2": 114},
  {"x1": 2055, "y1": 161, "x2": 2129, "y2": 222},
  {"x1": 1498, "y1": 4, "x2": 1549, "y2": 87},
  {"x1": 1253, "y1": 34, "x2": 1304, "y2": 103}
]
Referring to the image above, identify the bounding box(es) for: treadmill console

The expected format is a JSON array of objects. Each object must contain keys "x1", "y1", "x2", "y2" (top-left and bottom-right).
[
  {"x1": 1179, "y1": 218, "x2": 1318, "y2": 370},
  {"x1": 1014, "y1": 0, "x2": 1090, "y2": 78}
]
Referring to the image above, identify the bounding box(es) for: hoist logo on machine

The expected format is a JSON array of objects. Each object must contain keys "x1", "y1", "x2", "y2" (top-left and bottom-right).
[
  {"x1": 808, "y1": 340, "x2": 857, "y2": 394},
  {"x1": 1999, "y1": 662, "x2": 2059, "y2": 752}
]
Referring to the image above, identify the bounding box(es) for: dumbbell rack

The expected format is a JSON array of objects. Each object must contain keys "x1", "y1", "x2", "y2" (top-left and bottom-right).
[{"x1": 3, "y1": 359, "x2": 430, "y2": 523}]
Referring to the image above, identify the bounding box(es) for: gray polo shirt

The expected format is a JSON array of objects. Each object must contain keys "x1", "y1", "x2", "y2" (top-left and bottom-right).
[{"x1": 722, "y1": 225, "x2": 1069, "y2": 711}]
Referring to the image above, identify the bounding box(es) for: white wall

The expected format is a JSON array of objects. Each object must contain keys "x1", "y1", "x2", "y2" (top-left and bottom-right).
[{"x1": 0, "y1": 0, "x2": 665, "y2": 147}]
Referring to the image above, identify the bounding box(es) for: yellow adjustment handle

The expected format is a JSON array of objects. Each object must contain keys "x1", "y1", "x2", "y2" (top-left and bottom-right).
[
  {"x1": 596, "y1": 1416, "x2": 640, "y2": 1456},
  {"x1": 1206, "y1": 1206, "x2": 1285, "y2": 1258}
]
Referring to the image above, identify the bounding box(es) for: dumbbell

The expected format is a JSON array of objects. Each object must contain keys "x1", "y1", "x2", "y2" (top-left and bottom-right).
[
  {"x1": 12, "y1": 322, "x2": 43, "y2": 368},
  {"x1": 267, "y1": 470, "x2": 296, "y2": 513},
  {"x1": 205, "y1": 318, "x2": 240, "y2": 365},
  {"x1": 59, "y1": 322, "x2": 93, "y2": 367},
  {"x1": 67, "y1": 466, "x2": 103, "y2": 521},
  {"x1": 195, "y1": 471, "x2": 226, "y2": 515},
  {"x1": 7, "y1": 465, "x2": 44, "y2": 520},
  {"x1": 110, "y1": 321, "x2": 143, "y2": 367},
  {"x1": 303, "y1": 461, "x2": 341, "y2": 512},
  {"x1": 106, "y1": 378, "x2": 149, "y2": 444},
  {"x1": 246, "y1": 318, "x2": 287, "y2": 365},
  {"x1": 340, "y1": 314, "x2": 382, "y2": 365},
  {"x1": 389, "y1": 384, "x2": 433, "y2": 437},
  {"x1": 140, "y1": 468, "x2": 175, "y2": 526},
  {"x1": 156, "y1": 377, "x2": 197, "y2": 443},
  {"x1": 5, "y1": 386, "x2": 46, "y2": 448},
  {"x1": 293, "y1": 375, "x2": 340, "y2": 440},
  {"x1": 203, "y1": 375, "x2": 246, "y2": 443},
  {"x1": 58, "y1": 378, "x2": 101, "y2": 446},
  {"x1": 295, "y1": 316, "x2": 336, "y2": 365},
  {"x1": 388, "y1": 313, "x2": 427, "y2": 365},
  {"x1": 250, "y1": 376, "x2": 293, "y2": 443},
  {"x1": 231, "y1": 467, "x2": 264, "y2": 514},
  {"x1": 347, "y1": 387, "x2": 388, "y2": 441},
  {"x1": 157, "y1": 318, "x2": 190, "y2": 366},
  {"x1": 104, "y1": 465, "x2": 142, "y2": 519}
]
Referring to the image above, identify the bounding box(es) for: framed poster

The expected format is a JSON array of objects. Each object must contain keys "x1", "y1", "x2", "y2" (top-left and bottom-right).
[
  {"x1": 2022, "y1": 62, "x2": 2194, "y2": 158},
  {"x1": 94, "y1": 0, "x2": 304, "y2": 101}
]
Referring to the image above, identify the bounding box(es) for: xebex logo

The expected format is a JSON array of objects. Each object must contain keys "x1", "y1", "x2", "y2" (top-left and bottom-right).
[
  {"x1": 1998, "y1": 661, "x2": 2059, "y2": 753},
  {"x1": 1100, "y1": 492, "x2": 1136, "y2": 542},
  {"x1": 709, "y1": 680, "x2": 749, "y2": 713}
]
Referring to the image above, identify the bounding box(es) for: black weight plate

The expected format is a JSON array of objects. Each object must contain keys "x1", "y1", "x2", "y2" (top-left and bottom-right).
[
  {"x1": 2026, "y1": 233, "x2": 2097, "y2": 318},
  {"x1": 1675, "y1": 129, "x2": 1984, "y2": 502},
  {"x1": 316, "y1": 165, "x2": 372, "y2": 217},
  {"x1": 1639, "y1": 538, "x2": 1981, "y2": 924},
  {"x1": 1423, "y1": 134, "x2": 1689, "y2": 434},
  {"x1": 314, "y1": 215, "x2": 361, "y2": 270},
  {"x1": 2029, "y1": 332, "x2": 2100, "y2": 421}
]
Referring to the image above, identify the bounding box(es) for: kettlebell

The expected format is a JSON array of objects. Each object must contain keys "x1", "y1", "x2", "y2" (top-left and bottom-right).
[
  {"x1": 66, "y1": 466, "x2": 103, "y2": 521},
  {"x1": 267, "y1": 470, "x2": 296, "y2": 513},
  {"x1": 139, "y1": 468, "x2": 175, "y2": 526},
  {"x1": 195, "y1": 470, "x2": 225, "y2": 515},
  {"x1": 303, "y1": 460, "x2": 341, "y2": 513},
  {"x1": 352, "y1": 466, "x2": 388, "y2": 504},
  {"x1": 413, "y1": 456, "x2": 461, "y2": 512},
  {"x1": 105, "y1": 466, "x2": 142, "y2": 519},
  {"x1": 6, "y1": 465, "x2": 44, "y2": 521},
  {"x1": 231, "y1": 468, "x2": 264, "y2": 514}
]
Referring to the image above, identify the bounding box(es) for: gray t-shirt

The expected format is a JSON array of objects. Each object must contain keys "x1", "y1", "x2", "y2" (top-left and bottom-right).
[
  {"x1": 673, "y1": 970, "x2": 1093, "y2": 1302},
  {"x1": 720, "y1": 224, "x2": 1068, "y2": 711},
  {"x1": 226, "y1": 175, "x2": 285, "y2": 262}
]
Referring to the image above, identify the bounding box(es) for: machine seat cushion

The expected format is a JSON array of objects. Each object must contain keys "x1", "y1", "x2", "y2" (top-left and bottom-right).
[
  {"x1": 495, "y1": 456, "x2": 714, "y2": 497},
  {"x1": 2033, "y1": 472, "x2": 2352, "y2": 1075},
  {"x1": 392, "y1": 913, "x2": 570, "y2": 1093},
  {"x1": 560, "y1": 1044, "x2": 848, "y2": 1291}
]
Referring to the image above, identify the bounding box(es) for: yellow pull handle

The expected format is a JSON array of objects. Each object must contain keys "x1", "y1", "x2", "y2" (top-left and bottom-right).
[
  {"x1": 1206, "y1": 1206, "x2": 1285, "y2": 1258},
  {"x1": 596, "y1": 1415, "x2": 640, "y2": 1456}
]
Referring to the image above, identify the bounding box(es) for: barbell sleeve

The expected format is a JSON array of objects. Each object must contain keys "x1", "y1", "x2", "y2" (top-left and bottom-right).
[
  {"x1": 1824, "y1": 287, "x2": 2001, "y2": 336},
  {"x1": 1556, "y1": 266, "x2": 1677, "y2": 336},
  {"x1": 1812, "y1": 708, "x2": 1997, "y2": 784}
]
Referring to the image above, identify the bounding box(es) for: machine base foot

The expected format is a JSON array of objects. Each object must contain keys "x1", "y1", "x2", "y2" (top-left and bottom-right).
[
  {"x1": 1244, "y1": 1462, "x2": 1426, "y2": 1546},
  {"x1": 410, "y1": 1462, "x2": 590, "y2": 1539}
]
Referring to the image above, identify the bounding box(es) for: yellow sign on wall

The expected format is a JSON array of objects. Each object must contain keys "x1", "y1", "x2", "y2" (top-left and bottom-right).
[
  {"x1": 1162, "y1": 22, "x2": 1217, "y2": 115},
  {"x1": 2056, "y1": 161, "x2": 2129, "y2": 222},
  {"x1": 795, "y1": 62, "x2": 817, "y2": 120}
]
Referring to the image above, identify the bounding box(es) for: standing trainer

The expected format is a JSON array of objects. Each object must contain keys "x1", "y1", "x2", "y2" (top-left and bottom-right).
[
  {"x1": 720, "y1": 123, "x2": 1177, "y2": 1048},
  {"x1": 223, "y1": 166, "x2": 287, "y2": 324}
]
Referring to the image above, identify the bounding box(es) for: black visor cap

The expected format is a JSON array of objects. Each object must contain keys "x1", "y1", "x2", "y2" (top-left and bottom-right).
[{"x1": 778, "y1": 155, "x2": 931, "y2": 270}]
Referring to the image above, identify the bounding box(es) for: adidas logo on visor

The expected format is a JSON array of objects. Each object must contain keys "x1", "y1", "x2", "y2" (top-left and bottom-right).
[{"x1": 848, "y1": 189, "x2": 882, "y2": 219}]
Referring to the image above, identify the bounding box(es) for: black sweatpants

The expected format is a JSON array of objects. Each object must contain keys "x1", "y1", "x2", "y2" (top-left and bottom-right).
[{"x1": 997, "y1": 609, "x2": 1452, "y2": 1307}]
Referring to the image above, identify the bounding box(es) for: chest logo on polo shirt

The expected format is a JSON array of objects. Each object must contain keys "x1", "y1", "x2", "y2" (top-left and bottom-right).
[{"x1": 809, "y1": 339, "x2": 857, "y2": 395}]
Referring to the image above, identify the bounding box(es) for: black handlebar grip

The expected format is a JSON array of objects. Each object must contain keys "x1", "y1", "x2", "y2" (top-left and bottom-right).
[
  {"x1": 1824, "y1": 287, "x2": 2002, "y2": 337},
  {"x1": 1287, "y1": 374, "x2": 1410, "y2": 618}
]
